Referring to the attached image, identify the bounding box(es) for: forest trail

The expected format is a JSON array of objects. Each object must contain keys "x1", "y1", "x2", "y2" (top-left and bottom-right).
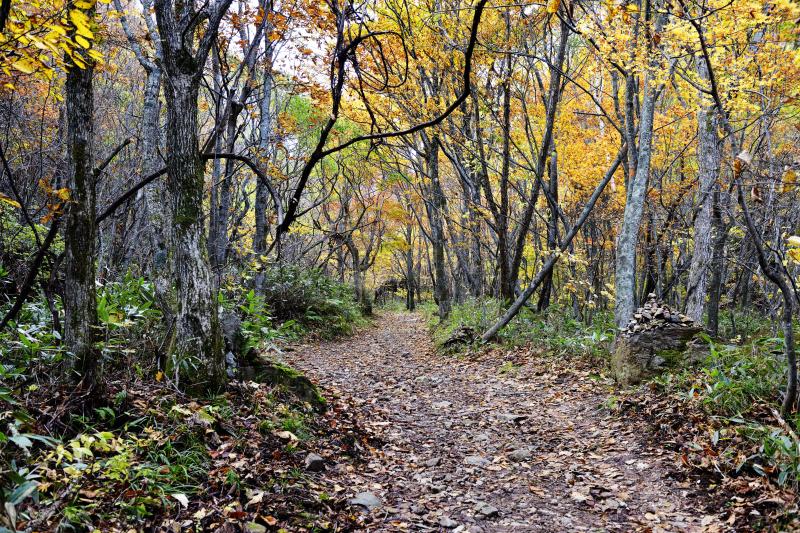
[{"x1": 285, "y1": 312, "x2": 721, "y2": 532}]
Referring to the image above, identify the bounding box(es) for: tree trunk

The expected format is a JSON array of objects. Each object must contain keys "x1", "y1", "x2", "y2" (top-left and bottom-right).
[
  {"x1": 253, "y1": 36, "x2": 274, "y2": 294},
  {"x1": 212, "y1": 100, "x2": 241, "y2": 269},
  {"x1": 405, "y1": 223, "x2": 415, "y2": 311},
  {"x1": 685, "y1": 57, "x2": 720, "y2": 321},
  {"x1": 154, "y1": 0, "x2": 233, "y2": 394},
  {"x1": 497, "y1": 18, "x2": 512, "y2": 301},
  {"x1": 425, "y1": 135, "x2": 451, "y2": 319},
  {"x1": 208, "y1": 50, "x2": 225, "y2": 270},
  {"x1": 163, "y1": 73, "x2": 225, "y2": 393},
  {"x1": 141, "y1": 67, "x2": 174, "y2": 326},
  {"x1": 707, "y1": 169, "x2": 731, "y2": 337},
  {"x1": 64, "y1": 10, "x2": 99, "y2": 387},
  {"x1": 615, "y1": 58, "x2": 661, "y2": 328},
  {"x1": 538, "y1": 149, "x2": 559, "y2": 311}
]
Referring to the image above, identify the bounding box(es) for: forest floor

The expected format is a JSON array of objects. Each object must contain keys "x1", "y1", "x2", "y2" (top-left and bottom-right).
[{"x1": 283, "y1": 312, "x2": 726, "y2": 532}]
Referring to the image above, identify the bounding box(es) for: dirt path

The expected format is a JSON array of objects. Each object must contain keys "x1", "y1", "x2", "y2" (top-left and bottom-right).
[{"x1": 285, "y1": 312, "x2": 720, "y2": 532}]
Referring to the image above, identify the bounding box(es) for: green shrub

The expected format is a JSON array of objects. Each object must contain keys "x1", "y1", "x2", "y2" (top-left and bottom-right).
[
  {"x1": 257, "y1": 265, "x2": 363, "y2": 338},
  {"x1": 654, "y1": 334, "x2": 787, "y2": 418},
  {"x1": 652, "y1": 329, "x2": 800, "y2": 488},
  {"x1": 96, "y1": 274, "x2": 163, "y2": 361},
  {"x1": 428, "y1": 297, "x2": 614, "y2": 358}
]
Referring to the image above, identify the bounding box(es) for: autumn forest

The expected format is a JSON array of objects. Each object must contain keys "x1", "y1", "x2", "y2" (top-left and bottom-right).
[{"x1": 1, "y1": 0, "x2": 800, "y2": 530}]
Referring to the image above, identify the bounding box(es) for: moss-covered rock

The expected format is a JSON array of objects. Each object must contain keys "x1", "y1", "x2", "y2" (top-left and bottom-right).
[{"x1": 241, "y1": 358, "x2": 326, "y2": 412}]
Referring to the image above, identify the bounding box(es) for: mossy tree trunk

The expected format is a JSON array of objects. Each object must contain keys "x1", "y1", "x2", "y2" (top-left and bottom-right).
[
  {"x1": 154, "y1": 0, "x2": 233, "y2": 394},
  {"x1": 64, "y1": 1, "x2": 99, "y2": 389}
]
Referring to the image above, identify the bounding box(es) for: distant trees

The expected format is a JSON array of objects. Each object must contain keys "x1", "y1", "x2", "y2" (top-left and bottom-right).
[{"x1": 0, "y1": 0, "x2": 798, "y2": 406}]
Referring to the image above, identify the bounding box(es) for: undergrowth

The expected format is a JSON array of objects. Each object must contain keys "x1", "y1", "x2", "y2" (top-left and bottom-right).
[
  {"x1": 0, "y1": 264, "x2": 367, "y2": 530},
  {"x1": 242, "y1": 264, "x2": 365, "y2": 339},
  {"x1": 650, "y1": 325, "x2": 800, "y2": 490},
  {"x1": 424, "y1": 298, "x2": 615, "y2": 359}
]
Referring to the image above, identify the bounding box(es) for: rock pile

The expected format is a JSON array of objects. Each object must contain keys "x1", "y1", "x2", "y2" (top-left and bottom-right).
[
  {"x1": 613, "y1": 295, "x2": 705, "y2": 385},
  {"x1": 620, "y1": 295, "x2": 698, "y2": 336}
]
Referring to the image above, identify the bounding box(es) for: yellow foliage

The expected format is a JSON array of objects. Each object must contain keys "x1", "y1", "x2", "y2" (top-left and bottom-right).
[{"x1": 0, "y1": 192, "x2": 21, "y2": 208}]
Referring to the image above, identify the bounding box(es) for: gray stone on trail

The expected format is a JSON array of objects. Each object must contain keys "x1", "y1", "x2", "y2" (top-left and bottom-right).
[
  {"x1": 508, "y1": 448, "x2": 532, "y2": 462},
  {"x1": 225, "y1": 351, "x2": 238, "y2": 378},
  {"x1": 425, "y1": 457, "x2": 441, "y2": 467},
  {"x1": 439, "y1": 516, "x2": 459, "y2": 528},
  {"x1": 474, "y1": 502, "x2": 499, "y2": 518},
  {"x1": 497, "y1": 413, "x2": 528, "y2": 423},
  {"x1": 349, "y1": 491, "x2": 382, "y2": 510},
  {"x1": 464, "y1": 455, "x2": 490, "y2": 467},
  {"x1": 433, "y1": 400, "x2": 452, "y2": 408},
  {"x1": 304, "y1": 452, "x2": 325, "y2": 472},
  {"x1": 244, "y1": 523, "x2": 266, "y2": 533}
]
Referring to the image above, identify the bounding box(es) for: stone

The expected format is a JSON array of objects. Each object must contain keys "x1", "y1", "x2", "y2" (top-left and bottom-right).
[
  {"x1": 474, "y1": 502, "x2": 499, "y2": 518},
  {"x1": 304, "y1": 452, "x2": 325, "y2": 472},
  {"x1": 439, "y1": 516, "x2": 459, "y2": 528},
  {"x1": 497, "y1": 413, "x2": 528, "y2": 423},
  {"x1": 508, "y1": 448, "x2": 532, "y2": 462},
  {"x1": 442, "y1": 326, "x2": 476, "y2": 349},
  {"x1": 349, "y1": 491, "x2": 382, "y2": 510},
  {"x1": 244, "y1": 523, "x2": 267, "y2": 533},
  {"x1": 684, "y1": 337, "x2": 712, "y2": 364},
  {"x1": 464, "y1": 455, "x2": 489, "y2": 467},
  {"x1": 612, "y1": 298, "x2": 705, "y2": 385},
  {"x1": 225, "y1": 351, "x2": 238, "y2": 378},
  {"x1": 251, "y1": 361, "x2": 327, "y2": 411},
  {"x1": 425, "y1": 457, "x2": 441, "y2": 467},
  {"x1": 220, "y1": 310, "x2": 248, "y2": 357}
]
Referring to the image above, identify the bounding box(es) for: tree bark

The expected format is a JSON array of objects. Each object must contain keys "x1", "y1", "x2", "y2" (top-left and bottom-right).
[
  {"x1": 405, "y1": 222, "x2": 416, "y2": 311},
  {"x1": 497, "y1": 11, "x2": 513, "y2": 301},
  {"x1": 614, "y1": 23, "x2": 663, "y2": 328},
  {"x1": 685, "y1": 57, "x2": 721, "y2": 321},
  {"x1": 254, "y1": 47, "x2": 274, "y2": 257},
  {"x1": 425, "y1": 135, "x2": 451, "y2": 319},
  {"x1": 163, "y1": 72, "x2": 225, "y2": 392},
  {"x1": 153, "y1": 0, "x2": 233, "y2": 393},
  {"x1": 538, "y1": 149, "x2": 559, "y2": 311},
  {"x1": 64, "y1": 2, "x2": 99, "y2": 388}
]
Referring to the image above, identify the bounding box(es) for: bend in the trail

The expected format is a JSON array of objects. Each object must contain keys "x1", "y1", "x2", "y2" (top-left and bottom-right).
[{"x1": 285, "y1": 312, "x2": 721, "y2": 532}]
